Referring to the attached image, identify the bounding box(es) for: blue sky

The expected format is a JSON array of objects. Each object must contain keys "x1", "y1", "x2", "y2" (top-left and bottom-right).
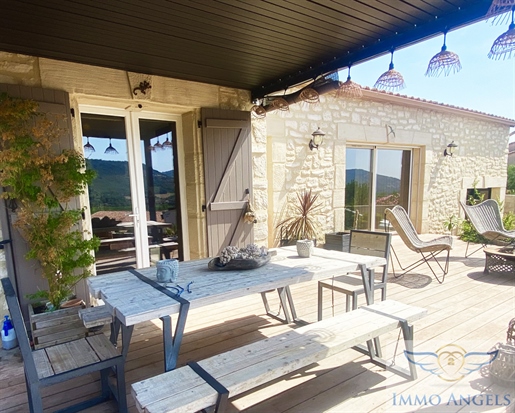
[{"x1": 345, "y1": 17, "x2": 515, "y2": 142}]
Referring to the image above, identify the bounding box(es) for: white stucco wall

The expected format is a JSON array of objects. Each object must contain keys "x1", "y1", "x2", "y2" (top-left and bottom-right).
[{"x1": 266, "y1": 89, "x2": 512, "y2": 243}]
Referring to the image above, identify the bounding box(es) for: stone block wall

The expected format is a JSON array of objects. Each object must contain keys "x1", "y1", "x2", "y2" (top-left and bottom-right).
[{"x1": 267, "y1": 90, "x2": 512, "y2": 240}]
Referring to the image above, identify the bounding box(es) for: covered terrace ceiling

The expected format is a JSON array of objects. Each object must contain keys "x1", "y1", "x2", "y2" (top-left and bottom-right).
[{"x1": 0, "y1": 0, "x2": 496, "y2": 101}]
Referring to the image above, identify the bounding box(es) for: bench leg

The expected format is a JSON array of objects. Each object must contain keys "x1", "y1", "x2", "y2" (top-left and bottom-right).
[{"x1": 353, "y1": 320, "x2": 417, "y2": 381}]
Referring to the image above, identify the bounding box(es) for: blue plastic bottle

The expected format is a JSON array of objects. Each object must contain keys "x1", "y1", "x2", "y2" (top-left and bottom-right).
[{"x1": 1, "y1": 315, "x2": 18, "y2": 350}]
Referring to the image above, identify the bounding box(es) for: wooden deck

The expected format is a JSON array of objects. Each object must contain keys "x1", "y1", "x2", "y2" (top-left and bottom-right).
[{"x1": 1, "y1": 236, "x2": 514, "y2": 413}]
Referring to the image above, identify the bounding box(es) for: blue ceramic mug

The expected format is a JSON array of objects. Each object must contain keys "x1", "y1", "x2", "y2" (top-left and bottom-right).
[{"x1": 156, "y1": 259, "x2": 179, "y2": 283}]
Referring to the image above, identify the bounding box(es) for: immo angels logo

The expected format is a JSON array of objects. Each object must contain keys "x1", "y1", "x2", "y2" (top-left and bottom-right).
[{"x1": 405, "y1": 344, "x2": 498, "y2": 382}]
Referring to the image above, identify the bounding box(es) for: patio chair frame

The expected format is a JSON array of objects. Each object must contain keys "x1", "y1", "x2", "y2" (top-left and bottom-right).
[
  {"x1": 459, "y1": 199, "x2": 515, "y2": 258},
  {"x1": 318, "y1": 230, "x2": 391, "y2": 319},
  {"x1": 1, "y1": 277, "x2": 127, "y2": 413},
  {"x1": 385, "y1": 206, "x2": 452, "y2": 284}
]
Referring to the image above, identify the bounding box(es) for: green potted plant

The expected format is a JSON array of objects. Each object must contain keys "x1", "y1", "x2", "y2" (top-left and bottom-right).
[
  {"x1": 276, "y1": 189, "x2": 322, "y2": 257},
  {"x1": 0, "y1": 93, "x2": 100, "y2": 314}
]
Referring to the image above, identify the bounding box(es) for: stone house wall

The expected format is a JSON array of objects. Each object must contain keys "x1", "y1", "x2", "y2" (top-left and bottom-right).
[
  {"x1": 0, "y1": 52, "x2": 269, "y2": 262},
  {"x1": 0, "y1": 51, "x2": 512, "y2": 259},
  {"x1": 267, "y1": 89, "x2": 512, "y2": 245}
]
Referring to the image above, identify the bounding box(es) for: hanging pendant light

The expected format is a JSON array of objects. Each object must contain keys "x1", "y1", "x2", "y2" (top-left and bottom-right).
[
  {"x1": 336, "y1": 66, "x2": 363, "y2": 98},
  {"x1": 153, "y1": 138, "x2": 163, "y2": 151},
  {"x1": 487, "y1": 0, "x2": 515, "y2": 17},
  {"x1": 104, "y1": 137, "x2": 119, "y2": 155},
  {"x1": 83, "y1": 137, "x2": 95, "y2": 154},
  {"x1": 270, "y1": 97, "x2": 289, "y2": 112},
  {"x1": 299, "y1": 87, "x2": 320, "y2": 104},
  {"x1": 251, "y1": 104, "x2": 267, "y2": 119},
  {"x1": 374, "y1": 50, "x2": 406, "y2": 91},
  {"x1": 162, "y1": 132, "x2": 173, "y2": 149},
  {"x1": 425, "y1": 32, "x2": 462, "y2": 77},
  {"x1": 488, "y1": 8, "x2": 515, "y2": 60}
]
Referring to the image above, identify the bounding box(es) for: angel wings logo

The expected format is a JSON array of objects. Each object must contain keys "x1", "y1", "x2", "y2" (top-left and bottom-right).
[{"x1": 405, "y1": 344, "x2": 498, "y2": 382}]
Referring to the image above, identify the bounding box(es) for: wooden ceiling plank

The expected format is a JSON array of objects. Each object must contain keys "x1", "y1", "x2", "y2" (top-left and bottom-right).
[
  {"x1": 63, "y1": 0, "x2": 340, "y2": 61},
  {"x1": 312, "y1": 0, "x2": 409, "y2": 28},
  {"x1": 192, "y1": 0, "x2": 369, "y2": 46},
  {"x1": 275, "y1": 0, "x2": 397, "y2": 36},
  {"x1": 2, "y1": 4, "x2": 313, "y2": 75},
  {"x1": 0, "y1": 28, "x2": 265, "y2": 90}
]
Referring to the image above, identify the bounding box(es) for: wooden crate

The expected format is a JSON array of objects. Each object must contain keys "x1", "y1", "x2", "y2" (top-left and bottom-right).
[
  {"x1": 324, "y1": 232, "x2": 350, "y2": 252},
  {"x1": 28, "y1": 303, "x2": 89, "y2": 349}
]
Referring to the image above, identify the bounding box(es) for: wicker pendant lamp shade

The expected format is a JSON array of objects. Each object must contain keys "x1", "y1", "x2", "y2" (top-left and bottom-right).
[
  {"x1": 270, "y1": 97, "x2": 290, "y2": 112},
  {"x1": 299, "y1": 87, "x2": 320, "y2": 104},
  {"x1": 251, "y1": 104, "x2": 267, "y2": 118},
  {"x1": 337, "y1": 66, "x2": 363, "y2": 98},
  {"x1": 83, "y1": 137, "x2": 95, "y2": 154},
  {"x1": 104, "y1": 137, "x2": 119, "y2": 155},
  {"x1": 162, "y1": 133, "x2": 173, "y2": 148},
  {"x1": 488, "y1": 8, "x2": 515, "y2": 60},
  {"x1": 425, "y1": 32, "x2": 462, "y2": 77},
  {"x1": 487, "y1": 0, "x2": 515, "y2": 16},
  {"x1": 374, "y1": 51, "x2": 406, "y2": 91}
]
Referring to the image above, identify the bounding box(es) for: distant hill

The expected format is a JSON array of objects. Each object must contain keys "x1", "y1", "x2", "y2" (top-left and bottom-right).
[
  {"x1": 346, "y1": 169, "x2": 400, "y2": 195},
  {"x1": 86, "y1": 159, "x2": 175, "y2": 212}
]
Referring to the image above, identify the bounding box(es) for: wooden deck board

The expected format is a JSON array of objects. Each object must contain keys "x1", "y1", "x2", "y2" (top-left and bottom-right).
[{"x1": 0, "y1": 236, "x2": 513, "y2": 413}]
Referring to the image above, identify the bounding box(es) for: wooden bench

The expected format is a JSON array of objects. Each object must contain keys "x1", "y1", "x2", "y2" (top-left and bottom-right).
[
  {"x1": 132, "y1": 300, "x2": 427, "y2": 413},
  {"x1": 78, "y1": 305, "x2": 113, "y2": 328},
  {"x1": 1, "y1": 277, "x2": 127, "y2": 413}
]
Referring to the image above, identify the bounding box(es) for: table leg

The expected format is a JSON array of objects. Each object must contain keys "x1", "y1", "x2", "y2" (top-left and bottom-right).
[
  {"x1": 110, "y1": 318, "x2": 134, "y2": 359},
  {"x1": 162, "y1": 298, "x2": 190, "y2": 372}
]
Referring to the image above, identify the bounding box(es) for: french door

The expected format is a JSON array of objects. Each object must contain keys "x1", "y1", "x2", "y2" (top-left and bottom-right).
[
  {"x1": 80, "y1": 106, "x2": 183, "y2": 273},
  {"x1": 345, "y1": 146, "x2": 412, "y2": 230}
]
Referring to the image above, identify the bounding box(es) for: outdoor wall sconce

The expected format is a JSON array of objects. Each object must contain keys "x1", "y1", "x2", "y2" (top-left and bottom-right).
[
  {"x1": 444, "y1": 141, "x2": 458, "y2": 157},
  {"x1": 309, "y1": 127, "x2": 325, "y2": 151}
]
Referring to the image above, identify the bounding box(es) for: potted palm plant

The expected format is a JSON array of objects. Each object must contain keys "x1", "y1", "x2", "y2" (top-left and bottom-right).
[
  {"x1": 276, "y1": 189, "x2": 322, "y2": 257},
  {"x1": 0, "y1": 93, "x2": 100, "y2": 315}
]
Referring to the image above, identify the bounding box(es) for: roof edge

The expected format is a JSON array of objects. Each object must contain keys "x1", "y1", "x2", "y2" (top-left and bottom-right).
[{"x1": 361, "y1": 88, "x2": 515, "y2": 127}]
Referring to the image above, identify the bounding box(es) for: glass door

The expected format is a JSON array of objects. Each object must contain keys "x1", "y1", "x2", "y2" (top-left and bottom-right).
[
  {"x1": 345, "y1": 146, "x2": 412, "y2": 231},
  {"x1": 375, "y1": 149, "x2": 411, "y2": 230},
  {"x1": 81, "y1": 112, "x2": 138, "y2": 274},
  {"x1": 137, "y1": 118, "x2": 182, "y2": 265},
  {"x1": 345, "y1": 148, "x2": 373, "y2": 230},
  {"x1": 80, "y1": 108, "x2": 182, "y2": 274}
]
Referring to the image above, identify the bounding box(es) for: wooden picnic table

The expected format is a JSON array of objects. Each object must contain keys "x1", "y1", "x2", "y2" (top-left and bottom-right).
[{"x1": 87, "y1": 246, "x2": 386, "y2": 371}]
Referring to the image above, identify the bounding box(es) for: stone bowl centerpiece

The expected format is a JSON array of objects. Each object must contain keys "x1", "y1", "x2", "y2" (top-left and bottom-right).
[{"x1": 208, "y1": 244, "x2": 271, "y2": 271}]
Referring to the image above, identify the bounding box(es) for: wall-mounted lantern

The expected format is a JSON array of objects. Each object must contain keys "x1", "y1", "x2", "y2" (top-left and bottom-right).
[
  {"x1": 444, "y1": 141, "x2": 458, "y2": 157},
  {"x1": 309, "y1": 127, "x2": 325, "y2": 151}
]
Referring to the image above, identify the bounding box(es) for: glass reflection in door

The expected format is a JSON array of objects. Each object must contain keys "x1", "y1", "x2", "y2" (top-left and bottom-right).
[
  {"x1": 375, "y1": 149, "x2": 411, "y2": 230},
  {"x1": 139, "y1": 119, "x2": 182, "y2": 264},
  {"x1": 345, "y1": 148, "x2": 372, "y2": 230},
  {"x1": 81, "y1": 113, "x2": 136, "y2": 274}
]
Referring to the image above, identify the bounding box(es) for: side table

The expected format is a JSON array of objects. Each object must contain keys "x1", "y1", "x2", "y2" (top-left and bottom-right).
[{"x1": 484, "y1": 247, "x2": 515, "y2": 274}]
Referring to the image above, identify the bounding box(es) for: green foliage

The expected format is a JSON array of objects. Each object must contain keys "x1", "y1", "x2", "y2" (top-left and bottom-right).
[
  {"x1": 458, "y1": 183, "x2": 515, "y2": 244},
  {"x1": 0, "y1": 93, "x2": 99, "y2": 310},
  {"x1": 443, "y1": 215, "x2": 461, "y2": 233},
  {"x1": 276, "y1": 189, "x2": 322, "y2": 241},
  {"x1": 507, "y1": 165, "x2": 515, "y2": 194}
]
